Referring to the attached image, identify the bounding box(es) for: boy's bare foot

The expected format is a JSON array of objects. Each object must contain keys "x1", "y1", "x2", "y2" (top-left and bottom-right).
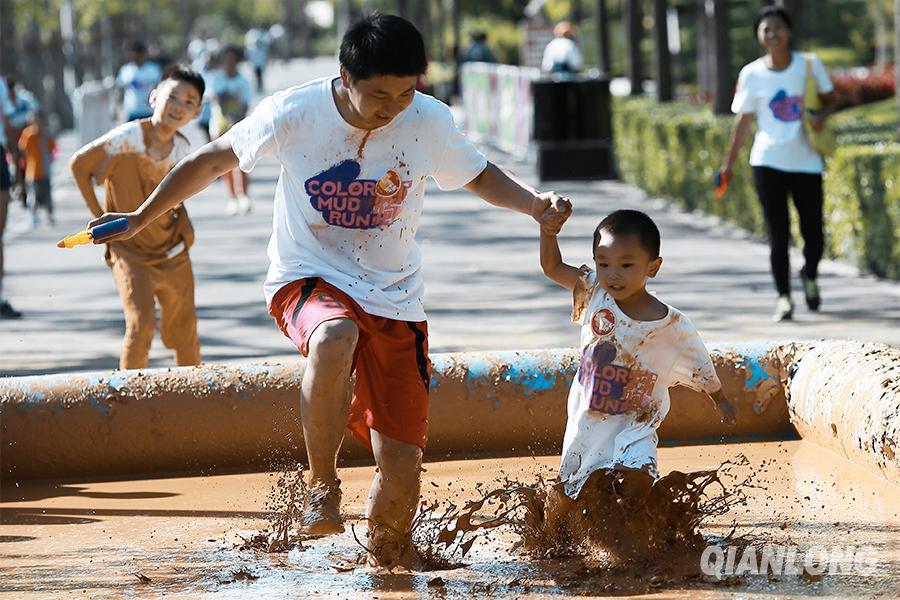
[{"x1": 299, "y1": 481, "x2": 344, "y2": 535}]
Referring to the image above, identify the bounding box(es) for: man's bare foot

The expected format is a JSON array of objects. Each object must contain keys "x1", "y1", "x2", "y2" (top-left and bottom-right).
[
  {"x1": 366, "y1": 524, "x2": 417, "y2": 569},
  {"x1": 299, "y1": 480, "x2": 344, "y2": 535}
]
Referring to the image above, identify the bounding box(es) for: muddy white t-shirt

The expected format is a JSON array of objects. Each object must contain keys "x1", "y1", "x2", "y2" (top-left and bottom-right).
[
  {"x1": 559, "y1": 268, "x2": 722, "y2": 496},
  {"x1": 731, "y1": 52, "x2": 833, "y2": 174},
  {"x1": 229, "y1": 77, "x2": 487, "y2": 320}
]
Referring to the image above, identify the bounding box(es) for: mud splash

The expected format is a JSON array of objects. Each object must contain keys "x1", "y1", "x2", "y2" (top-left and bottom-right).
[
  {"x1": 413, "y1": 457, "x2": 754, "y2": 573},
  {"x1": 237, "y1": 455, "x2": 755, "y2": 578},
  {"x1": 240, "y1": 463, "x2": 309, "y2": 553}
]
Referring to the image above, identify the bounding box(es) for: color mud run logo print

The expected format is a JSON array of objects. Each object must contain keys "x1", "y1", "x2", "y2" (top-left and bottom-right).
[
  {"x1": 305, "y1": 159, "x2": 412, "y2": 229},
  {"x1": 769, "y1": 89, "x2": 803, "y2": 122},
  {"x1": 591, "y1": 308, "x2": 616, "y2": 336},
  {"x1": 577, "y1": 341, "x2": 658, "y2": 415}
]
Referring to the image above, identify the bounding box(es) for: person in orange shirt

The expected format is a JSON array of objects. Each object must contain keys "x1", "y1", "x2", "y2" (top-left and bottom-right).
[{"x1": 18, "y1": 110, "x2": 56, "y2": 227}]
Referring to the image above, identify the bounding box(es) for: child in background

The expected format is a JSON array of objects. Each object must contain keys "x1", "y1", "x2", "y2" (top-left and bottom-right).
[
  {"x1": 209, "y1": 46, "x2": 253, "y2": 215},
  {"x1": 539, "y1": 209, "x2": 737, "y2": 497},
  {"x1": 18, "y1": 110, "x2": 56, "y2": 226},
  {"x1": 70, "y1": 66, "x2": 204, "y2": 370}
]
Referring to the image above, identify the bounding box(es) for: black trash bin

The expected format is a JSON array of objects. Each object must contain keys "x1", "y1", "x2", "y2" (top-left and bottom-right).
[{"x1": 532, "y1": 76, "x2": 614, "y2": 181}]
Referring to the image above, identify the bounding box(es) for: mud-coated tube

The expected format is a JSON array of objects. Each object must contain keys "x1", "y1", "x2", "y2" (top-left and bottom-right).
[
  {"x1": 1, "y1": 344, "x2": 795, "y2": 480},
  {"x1": 787, "y1": 341, "x2": 900, "y2": 484}
]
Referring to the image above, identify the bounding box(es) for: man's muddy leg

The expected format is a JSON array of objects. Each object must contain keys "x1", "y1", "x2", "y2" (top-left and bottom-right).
[
  {"x1": 299, "y1": 318, "x2": 357, "y2": 534},
  {"x1": 366, "y1": 429, "x2": 423, "y2": 565}
]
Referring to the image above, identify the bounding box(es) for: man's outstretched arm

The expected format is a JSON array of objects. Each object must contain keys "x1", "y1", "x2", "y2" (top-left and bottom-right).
[
  {"x1": 87, "y1": 135, "x2": 239, "y2": 241},
  {"x1": 464, "y1": 162, "x2": 570, "y2": 225}
]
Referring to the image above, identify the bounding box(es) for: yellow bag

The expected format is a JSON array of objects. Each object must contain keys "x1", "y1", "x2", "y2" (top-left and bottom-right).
[{"x1": 803, "y1": 54, "x2": 836, "y2": 157}]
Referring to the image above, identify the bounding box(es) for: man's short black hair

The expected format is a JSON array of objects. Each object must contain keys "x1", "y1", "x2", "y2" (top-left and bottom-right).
[
  {"x1": 754, "y1": 6, "x2": 793, "y2": 34},
  {"x1": 339, "y1": 13, "x2": 427, "y2": 81},
  {"x1": 129, "y1": 40, "x2": 147, "y2": 54},
  {"x1": 161, "y1": 64, "x2": 205, "y2": 99},
  {"x1": 593, "y1": 209, "x2": 661, "y2": 258}
]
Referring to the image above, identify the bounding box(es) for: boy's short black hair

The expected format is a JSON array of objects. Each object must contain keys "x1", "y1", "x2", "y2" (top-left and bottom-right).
[
  {"x1": 129, "y1": 40, "x2": 147, "y2": 54},
  {"x1": 754, "y1": 6, "x2": 792, "y2": 34},
  {"x1": 161, "y1": 64, "x2": 205, "y2": 99},
  {"x1": 593, "y1": 209, "x2": 661, "y2": 258},
  {"x1": 339, "y1": 13, "x2": 428, "y2": 82}
]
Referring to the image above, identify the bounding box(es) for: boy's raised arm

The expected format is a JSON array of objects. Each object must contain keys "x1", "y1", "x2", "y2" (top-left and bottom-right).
[
  {"x1": 540, "y1": 229, "x2": 581, "y2": 291},
  {"x1": 87, "y1": 136, "x2": 239, "y2": 242}
]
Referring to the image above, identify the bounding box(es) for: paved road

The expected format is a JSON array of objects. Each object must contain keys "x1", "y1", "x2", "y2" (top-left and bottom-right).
[{"x1": 2, "y1": 59, "x2": 898, "y2": 376}]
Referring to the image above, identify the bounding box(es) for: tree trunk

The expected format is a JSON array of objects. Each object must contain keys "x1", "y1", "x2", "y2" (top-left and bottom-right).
[
  {"x1": 570, "y1": 0, "x2": 584, "y2": 24},
  {"x1": 873, "y1": 0, "x2": 889, "y2": 67},
  {"x1": 45, "y1": 31, "x2": 74, "y2": 129},
  {"x1": 654, "y1": 0, "x2": 672, "y2": 101},
  {"x1": 696, "y1": 0, "x2": 711, "y2": 101},
  {"x1": 776, "y1": 0, "x2": 802, "y2": 39},
  {"x1": 336, "y1": 0, "x2": 354, "y2": 39},
  {"x1": 297, "y1": 0, "x2": 311, "y2": 58},
  {"x1": 416, "y1": 1, "x2": 432, "y2": 57},
  {"x1": 895, "y1": 0, "x2": 900, "y2": 137},
  {"x1": 0, "y1": 0, "x2": 15, "y2": 78},
  {"x1": 711, "y1": 0, "x2": 731, "y2": 115},
  {"x1": 453, "y1": 0, "x2": 461, "y2": 48},
  {"x1": 625, "y1": 0, "x2": 642, "y2": 95},
  {"x1": 594, "y1": 0, "x2": 611, "y2": 75},
  {"x1": 435, "y1": 0, "x2": 446, "y2": 63}
]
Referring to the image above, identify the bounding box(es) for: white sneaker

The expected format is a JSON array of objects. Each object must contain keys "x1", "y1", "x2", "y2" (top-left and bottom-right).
[
  {"x1": 238, "y1": 194, "x2": 252, "y2": 214},
  {"x1": 225, "y1": 198, "x2": 239, "y2": 216},
  {"x1": 773, "y1": 295, "x2": 793, "y2": 322}
]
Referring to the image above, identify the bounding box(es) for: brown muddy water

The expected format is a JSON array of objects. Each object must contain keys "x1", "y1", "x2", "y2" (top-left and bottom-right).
[{"x1": 1, "y1": 440, "x2": 898, "y2": 599}]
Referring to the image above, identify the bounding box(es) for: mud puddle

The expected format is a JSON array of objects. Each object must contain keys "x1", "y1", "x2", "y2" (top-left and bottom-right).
[{"x1": 2, "y1": 441, "x2": 899, "y2": 598}]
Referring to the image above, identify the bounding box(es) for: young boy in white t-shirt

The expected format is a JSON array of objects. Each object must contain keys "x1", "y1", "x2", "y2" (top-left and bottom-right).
[{"x1": 540, "y1": 209, "x2": 737, "y2": 497}]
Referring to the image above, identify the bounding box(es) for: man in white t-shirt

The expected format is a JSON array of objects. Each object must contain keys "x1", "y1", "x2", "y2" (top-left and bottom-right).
[
  {"x1": 87, "y1": 14, "x2": 572, "y2": 566},
  {"x1": 115, "y1": 41, "x2": 163, "y2": 122}
]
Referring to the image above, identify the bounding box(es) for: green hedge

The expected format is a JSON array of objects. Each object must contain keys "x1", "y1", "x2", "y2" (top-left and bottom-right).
[{"x1": 612, "y1": 97, "x2": 900, "y2": 279}]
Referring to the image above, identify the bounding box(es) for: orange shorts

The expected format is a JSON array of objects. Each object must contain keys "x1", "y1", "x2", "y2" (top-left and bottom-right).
[{"x1": 269, "y1": 278, "x2": 431, "y2": 450}]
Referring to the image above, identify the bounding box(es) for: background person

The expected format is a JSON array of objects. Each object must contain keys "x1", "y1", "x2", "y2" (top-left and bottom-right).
[
  {"x1": 720, "y1": 6, "x2": 837, "y2": 322},
  {"x1": 0, "y1": 77, "x2": 21, "y2": 318},
  {"x1": 458, "y1": 31, "x2": 496, "y2": 64},
  {"x1": 115, "y1": 40, "x2": 163, "y2": 122},
  {"x1": 208, "y1": 46, "x2": 253, "y2": 215},
  {"x1": 541, "y1": 21, "x2": 583, "y2": 75},
  {"x1": 18, "y1": 110, "x2": 56, "y2": 227},
  {"x1": 71, "y1": 67, "x2": 204, "y2": 368},
  {"x1": 5, "y1": 76, "x2": 39, "y2": 208}
]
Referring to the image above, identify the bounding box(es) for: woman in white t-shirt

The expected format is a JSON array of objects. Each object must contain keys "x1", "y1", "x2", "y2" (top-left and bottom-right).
[{"x1": 720, "y1": 6, "x2": 836, "y2": 322}]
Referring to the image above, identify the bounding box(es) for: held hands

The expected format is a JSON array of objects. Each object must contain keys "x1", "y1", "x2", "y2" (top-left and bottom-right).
[
  {"x1": 86, "y1": 212, "x2": 142, "y2": 243},
  {"x1": 532, "y1": 191, "x2": 573, "y2": 235}
]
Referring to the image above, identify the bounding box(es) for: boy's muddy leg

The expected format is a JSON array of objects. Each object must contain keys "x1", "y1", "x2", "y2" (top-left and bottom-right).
[
  {"x1": 299, "y1": 318, "x2": 357, "y2": 534},
  {"x1": 111, "y1": 254, "x2": 157, "y2": 369},
  {"x1": 366, "y1": 429, "x2": 423, "y2": 566}
]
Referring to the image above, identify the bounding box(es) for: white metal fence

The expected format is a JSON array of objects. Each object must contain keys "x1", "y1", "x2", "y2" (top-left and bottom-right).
[{"x1": 460, "y1": 62, "x2": 540, "y2": 158}]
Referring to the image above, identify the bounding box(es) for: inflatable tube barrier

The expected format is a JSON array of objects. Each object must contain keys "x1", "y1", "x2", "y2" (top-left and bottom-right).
[
  {"x1": 1, "y1": 342, "x2": 807, "y2": 480},
  {"x1": 787, "y1": 341, "x2": 900, "y2": 484}
]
